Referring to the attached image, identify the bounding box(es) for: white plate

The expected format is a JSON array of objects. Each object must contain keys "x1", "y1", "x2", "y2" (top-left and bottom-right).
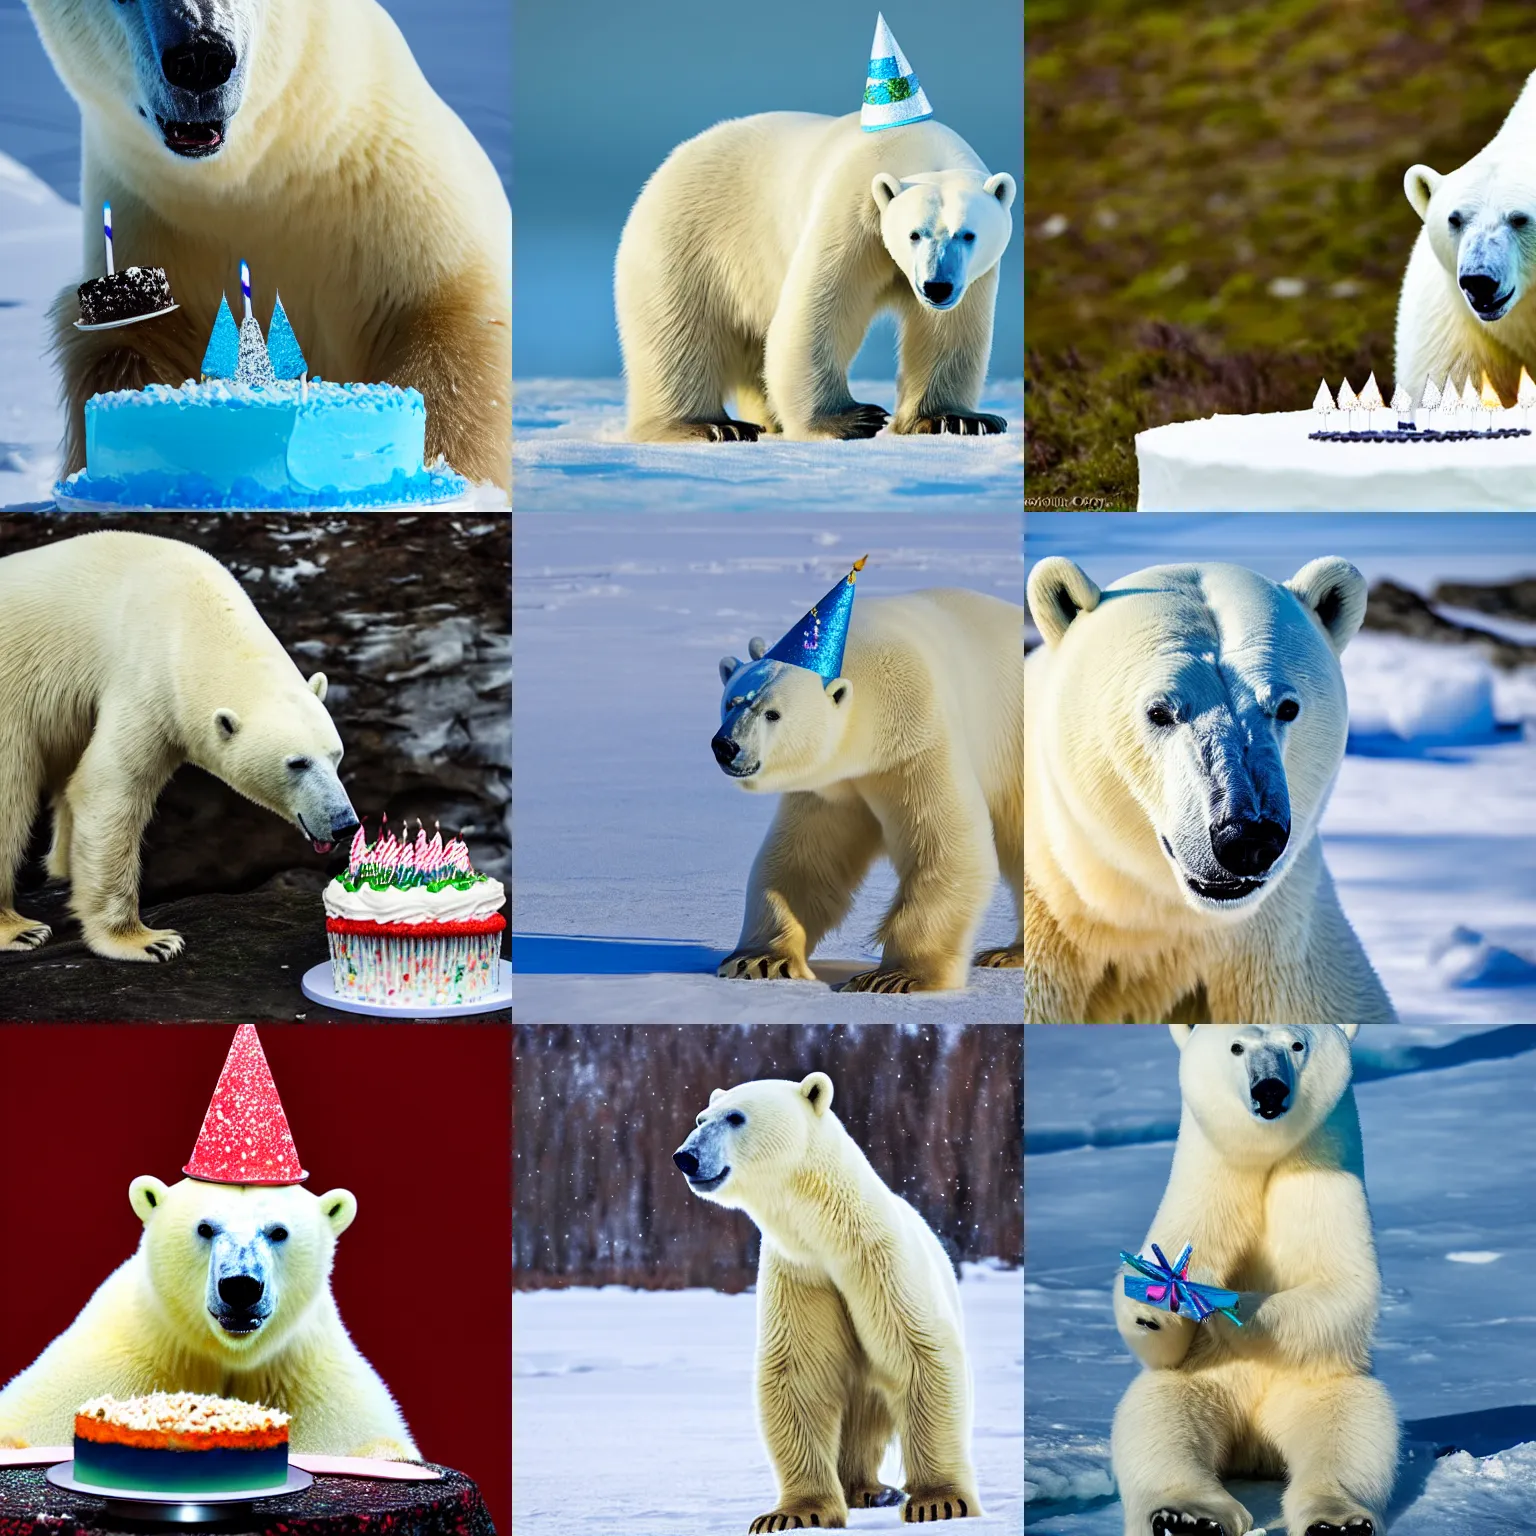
[
  {"x1": 47, "y1": 1460, "x2": 312, "y2": 1517},
  {"x1": 300, "y1": 959, "x2": 511, "y2": 1018},
  {"x1": 73, "y1": 302, "x2": 181, "y2": 332}
]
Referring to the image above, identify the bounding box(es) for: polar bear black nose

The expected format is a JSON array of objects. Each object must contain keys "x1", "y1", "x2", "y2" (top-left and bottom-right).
[
  {"x1": 711, "y1": 733, "x2": 741, "y2": 766},
  {"x1": 922, "y1": 280, "x2": 954, "y2": 304},
  {"x1": 331, "y1": 813, "x2": 360, "y2": 839},
  {"x1": 162, "y1": 36, "x2": 237, "y2": 93},
  {"x1": 218, "y1": 1274, "x2": 264, "y2": 1310},
  {"x1": 1251, "y1": 1077, "x2": 1290, "y2": 1119},
  {"x1": 1210, "y1": 816, "x2": 1288, "y2": 878},
  {"x1": 673, "y1": 1148, "x2": 700, "y2": 1177}
]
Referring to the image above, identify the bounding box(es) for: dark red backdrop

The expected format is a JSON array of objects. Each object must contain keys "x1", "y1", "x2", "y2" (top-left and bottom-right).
[{"x1": 0, "y1": 1025, "x2": 510, "y2": 1534}]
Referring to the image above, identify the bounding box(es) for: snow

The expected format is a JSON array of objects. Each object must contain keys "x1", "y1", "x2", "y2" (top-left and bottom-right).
[
  {"x1": 513, "y1": 1265, "x2": 1022, "y2": 1534},
  {"x1": 512, "y1": 378, "x2": 1024, "y2": 514},
  {"x1": 1024, "y1": 1025, "x2": 1536, "y2": 1534},
  {"x1": 512, "y1": 513, "x2": 1023, "y2": 1022},
  {"x1": 1024, "y1": 514, "x2": 1536, "y2": 1023}
]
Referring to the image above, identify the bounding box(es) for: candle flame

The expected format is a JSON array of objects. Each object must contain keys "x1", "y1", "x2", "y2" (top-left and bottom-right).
[{"x1": 1480, "y1": 371, "x2": 1503, "y2": 410}]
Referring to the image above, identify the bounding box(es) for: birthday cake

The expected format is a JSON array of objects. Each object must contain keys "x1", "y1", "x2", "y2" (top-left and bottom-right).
[
  {"x1": 324, "y1": 823, "x2": 506, "y2": 1006},
  {"x1": 72, "y1": 1393, "x2": 289, "y2": 1494},
  {"x1": 58, "y1": 260, "x2": 467, "y2": 510}
]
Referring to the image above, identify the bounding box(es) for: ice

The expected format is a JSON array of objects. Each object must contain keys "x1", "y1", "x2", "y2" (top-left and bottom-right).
[
  {"x1": 1344, "y1": 634, "x2": 1499, "y2": 747},
  {"x1": 514, "y1": 1266, "x2": 1022, "y2": 1534},
  {"x1": 1024, "y1": 1026, "x2": 1536, "y2": 1532}
]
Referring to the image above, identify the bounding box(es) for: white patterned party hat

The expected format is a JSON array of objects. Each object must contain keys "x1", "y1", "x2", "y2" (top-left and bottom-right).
[{"x1": 861, "y1": 14, "x2": 933, "y2": 131}]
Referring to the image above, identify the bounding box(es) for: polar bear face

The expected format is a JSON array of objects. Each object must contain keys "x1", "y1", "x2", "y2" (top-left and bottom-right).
[
  {"x1": 713, "y1": 652, "x2": 853, "y2": 793},
  {"x1": 204, "y1": 671, "x2": 359, "y2": 853},
  {"x1": 672, "y1": 1073, "x2": 835, "y2": 1210},
  {"x1": 128, "y1": 1175, "x2": 357, "y2": 1366},
  {"x1": 1170, "y1": 1024, "x2": 1359, "y2": 1161},
  {"x1": 26, "y1": 0, "x2": 262, "y2": 161},
  {"x1": 1406, "y1": 157, "x2": 1536, "y2": 324},
  {"x1": 873, "y1": 171, "x2": 1016, "y2": 312},
  {"x1": 1028, "y1": 557, "x2": 1367, "y2": 920}
]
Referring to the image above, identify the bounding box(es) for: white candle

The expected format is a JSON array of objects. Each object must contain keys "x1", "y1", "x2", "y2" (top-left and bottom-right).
[
  {"x1": 241, "y1": 259, "x2": 253, "y2": 321},
  {"x1": 103, "y1": 202, "x2": 114, "y2": 278}
]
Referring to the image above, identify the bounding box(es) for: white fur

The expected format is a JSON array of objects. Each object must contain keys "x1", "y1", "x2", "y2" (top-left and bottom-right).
[
  {"x1": 0, "y1": 1176, "x2": 415, "y2": 1459},
  {"x1": 1396, "y1": 71, "x2": 1536, "y2": 402},
  {"x1": 1111, "y1": 1024, "x2": 1398, "y2": 1536},
  {"x1": 1024, "y1": 558, "x2": 1395, "y2": 1024},
  {"x1": 676, "y1": 1074, "x2": 980, "y2": 1528},
  {"x1": 615, "y1": 112, "x2": 1014, "y2": 442},
  {"x1": 0, "y1": 531, "x2": 354, "y2": 962},
  {"x1": 714, "y1": 588, "x2": 1023, "y2": 992}
]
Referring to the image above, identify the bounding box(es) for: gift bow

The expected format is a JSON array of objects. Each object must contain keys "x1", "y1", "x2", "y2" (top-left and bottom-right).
[{"x1": 1120, "y1": 1242, "x2": 1243, "y2": 1326}]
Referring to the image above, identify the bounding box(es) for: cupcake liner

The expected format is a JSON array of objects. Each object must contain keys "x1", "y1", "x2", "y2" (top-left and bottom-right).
[{"x1": 327, "y1": 927, "x2": 504, "y2": 1006}]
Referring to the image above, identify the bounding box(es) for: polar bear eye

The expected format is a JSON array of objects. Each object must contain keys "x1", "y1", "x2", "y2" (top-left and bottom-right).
[
  {"x1": 197, "y1": 1222, "x2": 216, "y2": 1239},
  {"x1": 726, "y1": 1111, "x2": 746, "y2": 1127},
  {"x1": 1291, "y1": 1040, "x2": 1305, "y2": 1052},
  {"x1": 764, "y1": 710, "x2": 780, "y2": 723},
  {"x1": 268, "y1": 1225, "x2": 289, "y2": 1242},
  {"x1": 909, "y1": 231, "x2": 921, "y2": 242},
  {"x1": 1275, "y1": 699, "x2": 1300, "y2": 723},
  {"x1": 1512, "y1": 213, "x2": 1532, "y2": 231},
  {"x1": 286, "y1": 756, "x2": 311, "y2": 772},
  {"x1": 1230, "y1": 1042, "x2": 1244, "y2": 1056},
  {"x1": 1146, "y1": 702, "x2": 1176, "y2": 728},
  {"x1": 962, "y1": 231, "x2": 976, "y2": 243},
  {"x1": 1449, "y1": 212, "x2": 1465, "y2": 230}
]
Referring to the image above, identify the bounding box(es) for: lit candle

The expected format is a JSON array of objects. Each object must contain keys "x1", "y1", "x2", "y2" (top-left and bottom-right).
[
  {"x1": 240, "y1": 259, "x2": 253, "y2": 322},
  {"x1": 102, "y1": 202, "x2": 115, "y2": 278},
  {"x1": 1520, "y1": 365, "x2": 1536, "y2": 430},
  {"x1": 1461, "y1": 375, "x2": 1481, "y2": 430},
  {"x1": 1359, "y1": 370, "x2": 1384, "y2": 431},
  {"x1": 1337, "y1": 378, "x2": 1359, "y2": 432},
  {"x1": 1419, "y1": 377, "x2": 1440, "y2": 432},
  {"x1": 1479, "y1": 370, "x2": 1503, "y2": 433},
  {"x1": 1312, "y1": 378, "x2": 1336, "y2": 434},
  {"x1": 1390, "y1": 383, "x2": 1413, "y2": 432}
]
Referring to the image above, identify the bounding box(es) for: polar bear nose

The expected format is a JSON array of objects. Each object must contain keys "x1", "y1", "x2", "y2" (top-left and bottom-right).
[
  {"x1": 161, "y1": 36, "x2": 238, "y2": 93},
  {"x1": 1210, "y1": 816, "x2": 1288, "y2": 878},
  {"x1": 1460, "y1": 270, "x2": 1505, "y2": 306},
  {"x1": 922, "y1": 280, "x2": 954, "y2": 304},
  {"x1": 673, "y1": 1148, "x2": 700, "y2": 1177},
  {"x1": 218, "y1": 1274, "x2": 264, "y2": 1310},
  {"x1": 1251, "y1": 1077, "x2": 1291, "y2": 1119},
  {"x1": 711, "y1": 733, "x2": 742, "y2": 766}
]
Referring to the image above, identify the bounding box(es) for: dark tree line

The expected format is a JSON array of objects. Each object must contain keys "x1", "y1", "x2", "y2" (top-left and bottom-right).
[{"x1": 514, "y1": 1024, "x2": 1021, "y2": 1291}]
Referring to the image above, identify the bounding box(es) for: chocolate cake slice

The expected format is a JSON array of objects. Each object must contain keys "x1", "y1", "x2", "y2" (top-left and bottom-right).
[{"x1": 78, "y1": 265, "x2": 173, "y2": 326}]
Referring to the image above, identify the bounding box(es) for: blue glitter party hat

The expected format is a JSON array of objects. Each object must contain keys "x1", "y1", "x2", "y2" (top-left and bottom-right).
[
  {"x1": 765, "y1": 557, "x2": 867, "y2": 683},
  {"x1": 266, "y1": 292, "x2": 308, "y2": 380},
  {"x1": 236, "y1": 313, "x2": 276, "y2": 385},
  {"x1": 861, "y1": 14, "x2": 933, "y2": 131},
  {"x1": 200, "y1": 294, "x2": 239, "y2": 380}
]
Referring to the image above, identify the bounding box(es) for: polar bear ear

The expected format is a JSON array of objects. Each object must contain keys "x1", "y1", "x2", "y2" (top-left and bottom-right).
[
  {"x1": 308, "y1": 672, "x2": 328, "y2": 701},
  {"x1": 1404, "y1": 165, "x2": 1442, "y2": 221},
  {"x1": 318, "y1": 1188, "x2": 358, "y2": 1237},
  {"x1": 1338, "y1": 1023, "x2": 1361, "y2": 1041},
  {"x1": 748, "y1": 636, "x2": 768, "y2": 661},
  {"x1": 826, "y1": 677, "x2": 853, "y2": 707},
  {"x1": 799, "y1": 1072, "x2": 834, "y2": 1114},
  {"x1": 1028, "y1": 557, "x2": 1101, "y2": 648},
  {"x1": 719, "y1": 656, "x2": 744, "y2": 685},
  {"x1": 213, "y1": 708, "x2": 241, "y2": 740},
  {"x1": 129, "y1": 1175, "x2": 169, "y2": 1224},
  {"x1": 984, "y1": 172, "x2": 1016, "y2": 211},
  {"x1": 709, "y1": 1088, "x2": 726, "y2": 1105},
  {"x1": 1168, "y1": 1024, "x2": 1194, "y2": 1051},
  {"x1": 872, "y1": 173, "x2": 903, "y2": 212},
  {"x1": 1284, "y1": 557, "x2": 1368, "y2": 656}
]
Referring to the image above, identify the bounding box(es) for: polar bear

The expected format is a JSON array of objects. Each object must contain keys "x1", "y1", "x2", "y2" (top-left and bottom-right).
[
  {"x1": 1111, "y1": 1024, "x2": 1398, "y2": 1536},
  {"x1": 0, "y1": 531, "x2": 357, "y2": 962},
  {"x1": 1024, "y1": 557, "x2": 1395, "y2": 1025},
  {"x1": 25, "y1": 0, "x2": 510, "y2": 488},
  {"x1": 0, "y1": 1174, "x2": 415, "y2": 1458},
  {"x1": 1396, "y1": 70, "x2": 1536, "y2": 403},
  {"x1": 674, "y1": 1073, "x2": 980, "y2": 1529},
  {"x1": 616, "y1": 113, "x2": 1015, "y2": 442},
  {"x1": 712, "y1": 589, "x2": 1023, "y2": 992}
]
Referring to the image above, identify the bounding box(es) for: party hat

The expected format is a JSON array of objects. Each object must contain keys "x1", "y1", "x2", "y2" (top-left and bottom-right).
[
  {"x1": 201, "y1": 294, "x2": 239, "y2": 380},
  {"x1": 266, "y1": 293, "x2": 308, "y2": 380},
  {"x1": 236, "y1": 314, "x2": 276, "y2": 386},
  {"x1": 184, "y1": 1025, "x2": 308, "y2": 1185},
  {"x1": 861, "y1": 14, "x2": 932, "y2": 131},
  {"x1": 765, "y1": 557, "x2": 868, "y2": 683}
]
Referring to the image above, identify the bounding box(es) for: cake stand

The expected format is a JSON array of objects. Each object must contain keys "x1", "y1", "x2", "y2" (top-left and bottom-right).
[
  {"x1": 46, "y1": 1460, "x2": 312, "y2": 1523},
  {"x1": 300, "y1": 958, "x2": 511, "y2": 1017},
  {"x1": 73, "y1": 304, "x2": 180, "y2": 332}
]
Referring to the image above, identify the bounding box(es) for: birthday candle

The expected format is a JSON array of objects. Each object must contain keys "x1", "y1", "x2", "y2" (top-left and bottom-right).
[
  {"x1": 1461, "y1": 375, "x2": 1481, "y2": 427},
  {"x1": 1419, "y1": 377, "x2": 1440, "y2": 431},
  {"x1": 1337, "y1": 377, "x2": 1359, "y2": 430},
  {"x1": 347, "y1": 824, "x2": 368, "y2": 874},
  {"x1": 1311, "y1": 379, "x2": 1335, "y2": 433},
  {"x1": 240, "y1": 259, "x2": 253, "y2": 321},
  {"x1": 103, "y1": 202, "x2": 115, "y2": 278},
  {"x1": 1441, "y1": 376, "x2": 1459, "y2": 429},
  {"x1": 1359, "y1": 370, "x2": 1384, "y2": 429},
  {"x1": 1390, "y1": 382, "x2": 1413, "y2": 431},
  {"x1": 1519, "y1": 366, "x2": 1536, "y2": 428},
  {"x1": 1480, "y1": 371, "x2": 1503, "y2": 431}
]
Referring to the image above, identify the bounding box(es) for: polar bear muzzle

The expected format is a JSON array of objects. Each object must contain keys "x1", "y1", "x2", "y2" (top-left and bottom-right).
[
  {"x1": 122, "y1": 0, "x2": 252, "y2": 159},
  {"x1": 673, "y1": 1119, "x2": 734, "y2": 1194},
  {"x1": 204, "y1": 1227, "x2": 276, "y2": 1337}
]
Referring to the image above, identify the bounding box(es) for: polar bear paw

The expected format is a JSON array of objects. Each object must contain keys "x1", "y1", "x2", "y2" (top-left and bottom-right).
[
  {"x1": 973, "y1": 944, "x2": 1023, "y2": 968},
  {"x1": 901, "y1": 1485, "x2": 977, "y2": 1521},
  {"x1": 686, "y1": 417, "x2": 764, "y2": 443},
  {"x1": 845, "y1": 1484, "x2": 903, "y2": 1509},
  {"x1": 88, "y1": 924, "x2": 185, "y2": 963},
  {"x1": 718, "y1": 950, "x2": 814, "y2": 981},
  {"x1": 1303, "y1": 1520, "x2": 1373, "y2": 1535},
  {"x1": 811, "y1": 403, "x2": 890, "y2": 440},
  {"x1": 748, "y1": 1499, "x2": 844, "y2": 1531},
  {"x1": 907, "y1": 412, "x2": 1007, "y2": 436},
  {"x1": 841, "y1": 967, "x2": 926, "y2": 993},
  {"x1": 0, "y1": 917, "x2": 52, "y2": 952},
  {"x1": 1151, "y1": 1509, "x2": 1246, "y2": 1536}
]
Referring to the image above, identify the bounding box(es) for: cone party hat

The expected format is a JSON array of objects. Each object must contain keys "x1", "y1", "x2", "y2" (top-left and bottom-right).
[
  {"x1": 184, "y1": 1025, "x2": 309, "y2": 1184},
  {"x1": 765, "y1": 557, "x2": 867, "y2": 682},
  {"x1": 861, "y1": 14, "x2": 933, "y2": 131},
  {"x1": 266, "y1": 293, "x2": 308, "y2": 381},
  {"x1": 201, "y1": 294, "x2": 239, "y2": 381}
]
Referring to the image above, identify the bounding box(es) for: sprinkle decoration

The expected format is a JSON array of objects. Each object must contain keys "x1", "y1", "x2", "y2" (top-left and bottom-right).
[
  {"x1": 183, "y1": 1025, "x2": 308, "y2": 1185},
  {"x1": 1120, "y1": 1242, "x2": 1243, "y2": 1325}
]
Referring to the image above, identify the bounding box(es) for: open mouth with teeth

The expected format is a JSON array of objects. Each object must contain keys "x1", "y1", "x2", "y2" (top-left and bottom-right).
[
  {"x1": 156, "y1": 116, "x2": 226, "y2": 157},
  {"x1": 688, "y1": 1167, "x2": 731, "y2": 1193},
  {"x1": 719, "y1": 760, "x2": 760, "y2": 780},
  {"x1": 1162, "y1": 838, "x2": 1266, "y2": 903},
  {"x1": 211, "y1": 1311, "x2": 265, "y2": 1336}
]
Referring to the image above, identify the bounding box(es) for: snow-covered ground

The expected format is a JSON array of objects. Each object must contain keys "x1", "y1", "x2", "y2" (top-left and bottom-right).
[
  {"x1": 513, "y1": 378, "x2": 1024, "y2": 513},
  {"x1": 1025, "y1": 513, "x2": 1536, "y2": 1024},
  {"x1": 514, "y1": 1265, "x2": 1022, "y2": 1535},
  {"x1": 512, "y1": 513, "x2": 1023, "y2": 1022},
  {"x1": 1024, "y1": 1024, "x2": 1536, "y2": 1533}
]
